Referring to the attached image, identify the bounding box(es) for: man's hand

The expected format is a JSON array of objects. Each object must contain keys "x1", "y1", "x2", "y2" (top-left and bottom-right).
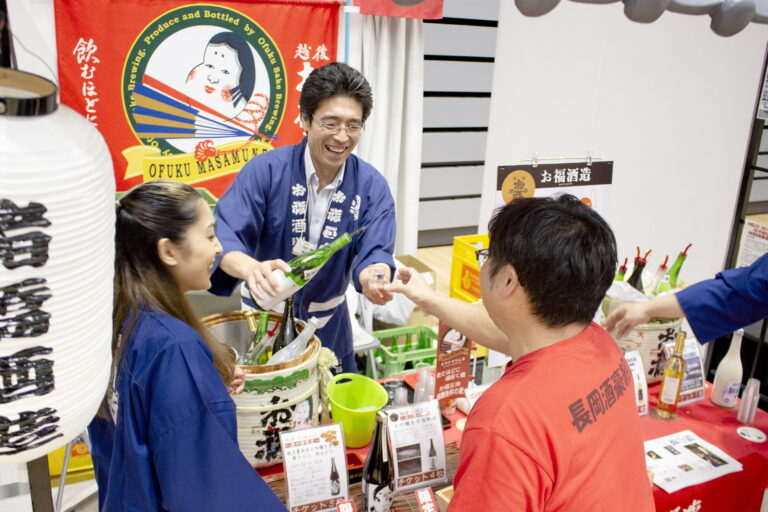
[
  {"x1": 219, "y1": 251, "x2": 292, "y2": 299},
  {"x1": 384, "y1": 267, "x2": 435, "y2": 311},
  {"x1": 360, "y1": 263, "x2": 393, "y2": 305},
  {"x1": 603, "y1": 302, "x2": 653, "y2": 339},
  {"x1": 242, "y1": 258, "x2": 292, "y2": 300}
]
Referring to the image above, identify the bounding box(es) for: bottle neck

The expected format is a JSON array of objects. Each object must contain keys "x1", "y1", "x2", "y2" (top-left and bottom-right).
[{"x1": 726, "y1": 336, "x2": 742, "y2": 357}]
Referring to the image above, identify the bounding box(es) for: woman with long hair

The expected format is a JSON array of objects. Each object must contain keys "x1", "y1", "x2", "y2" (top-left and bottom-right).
[{"x1": 88, "y1": 181, "x2": 285, "y2": 511}]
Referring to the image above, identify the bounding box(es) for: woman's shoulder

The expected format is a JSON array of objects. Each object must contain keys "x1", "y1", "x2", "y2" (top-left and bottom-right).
[{"x1": 131, "y1": 309, "x2": 205, "y2": 353}]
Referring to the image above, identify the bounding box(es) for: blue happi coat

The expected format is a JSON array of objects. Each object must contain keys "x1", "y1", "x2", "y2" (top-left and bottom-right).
[
  {"x1": 87, "y1": 308, "x2": 286, "y2": 511},
  {"x1": 676, "y1": 253, "x2": 768, "y2": 342},
  {"x1": 210, "y1": 139, "x2": 396, "y2": 370}
]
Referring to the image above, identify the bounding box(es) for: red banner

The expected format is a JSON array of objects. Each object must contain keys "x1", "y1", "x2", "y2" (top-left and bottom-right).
[
  {"x1": 358, "y1": 0, "x2": 443, "y2": 19},
  {"x1": 54, "y1": 0, "x2": 339, "y2": 198}
]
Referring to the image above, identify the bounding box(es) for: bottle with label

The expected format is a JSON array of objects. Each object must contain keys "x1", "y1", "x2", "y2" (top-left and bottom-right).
[
  {"x1": 711, "y1": 329, "x2": 744, "y2": 409},
  {"x1": 243, "y1": 310, "x2": 270, "y2": 365},
  {"x1": 330, "y1": 456, "x2": 341, "y2": 496},
  {"x1": 653, "y1": 331, "x2": 687, "y2": 420},
  {"x1": 654, "y1": 243, "x2": 692, "y2": 295},
  {"x1": 270, "y1": 296, "x2": 296, "y2": 358},
  {"x1": 626, "y1": 247, "x2": 652, "y2": 293},
  {"x1": 614, "y1": 257, "x2": 628, "y2": 281},
  {"x1": 252, "y1": 227, "x2": 365, "y2": 311},
  {"x1": 362, "y1": 411, "x2": 393, "y2": 512}
]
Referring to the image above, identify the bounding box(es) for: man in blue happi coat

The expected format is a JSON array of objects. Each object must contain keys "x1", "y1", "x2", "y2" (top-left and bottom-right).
[{"x1": 210, "y1": 62, "x2": 396, "y2": 371}]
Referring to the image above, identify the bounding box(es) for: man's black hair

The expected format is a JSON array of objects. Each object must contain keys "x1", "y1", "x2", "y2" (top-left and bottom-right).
[
  {"x1": 299, "y1": 62, "x2": 373, "y2": 122},
  {"x1": 487, "y1": 194, "x2": 617, "y2": 327}
]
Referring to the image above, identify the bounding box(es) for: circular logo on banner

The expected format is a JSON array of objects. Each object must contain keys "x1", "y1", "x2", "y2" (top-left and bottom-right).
[
  {"x1": 501, "y1": 170, "x2": 535, "y2": 203},
  {"x1": 737, "y1": 426, "x2": 766, "y2": 443},
  {"x1": 121, "y1": 4, "x2": 285, "y2": 185}
]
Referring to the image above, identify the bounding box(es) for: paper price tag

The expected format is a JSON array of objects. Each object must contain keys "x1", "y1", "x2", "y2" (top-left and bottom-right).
[
  {"x1": 384, "y1": 400, "x2": 447, "y2": 494},
  {"x1": 280, "y1": 423, "x2": 350, "y2": 512},
  {"x1": 624, "y1": 350, "x2": 649, "y2": 416},
  {"x1": 336, "y1": 500, "x2": 357, "y2": 512},
  {"x1": 415, "y1": 487, "x2": 438, "y2": 512}
]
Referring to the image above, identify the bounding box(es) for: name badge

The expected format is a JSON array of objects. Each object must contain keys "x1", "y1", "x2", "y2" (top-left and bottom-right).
[{"x1": 292, "y1": 238, "x2": 317, "y2": 256}]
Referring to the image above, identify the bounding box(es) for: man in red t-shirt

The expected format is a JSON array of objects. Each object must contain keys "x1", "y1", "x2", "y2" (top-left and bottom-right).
[{"x1": 386, "y1": 195, "x2": 654, "y2": 511}]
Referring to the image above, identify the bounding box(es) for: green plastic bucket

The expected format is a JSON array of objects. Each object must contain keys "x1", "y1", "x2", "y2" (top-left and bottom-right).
[{"x1": 326, "y1": 373, "x2": 389, "y2": 448}]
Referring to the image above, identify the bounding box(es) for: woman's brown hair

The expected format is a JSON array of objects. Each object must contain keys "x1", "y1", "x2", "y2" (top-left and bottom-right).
[{"x1": 101, "y1": 180, "x2": 233, "y2": 417}]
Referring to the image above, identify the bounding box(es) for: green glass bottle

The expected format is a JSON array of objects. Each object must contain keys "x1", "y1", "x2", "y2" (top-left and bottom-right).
[
  {"x1": 654, "y1": 243, "x2": 692, "y2": 295},
  {"x1": 243, "y1": 310, "x2": 270, "y2": 365},
  {"x1": 614, "y1": 257, "x2": 628, "y2": 281},
  {"x1": 252, "y1": 227, "x2": 365, "y2": 311}
]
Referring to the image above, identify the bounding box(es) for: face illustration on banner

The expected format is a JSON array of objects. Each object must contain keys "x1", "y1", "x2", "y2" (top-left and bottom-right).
[
  {"x1": 185, "y1": 32, "x2": 255, "y2": 121},
  {"x1": 370, "y1": 483, "x2": 393, "y2": 512}
]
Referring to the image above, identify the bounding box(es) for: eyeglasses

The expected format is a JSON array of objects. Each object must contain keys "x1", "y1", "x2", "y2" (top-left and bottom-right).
[
  {"x1": 312, "y1": 116, "x2": 364, "y2": 135},
  {"x1": 475, "y1": 248, "x2": 489, "y2": 269}
]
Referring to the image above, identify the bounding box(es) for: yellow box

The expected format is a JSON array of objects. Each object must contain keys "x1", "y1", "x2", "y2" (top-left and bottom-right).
[
  {"x1": 435, "y1": 485, "x2": 454, "y2": 512},
  {"x1": 449, "y1": 234, "x2": 489, "y2": 358},
  {"x1": 48, "y1": 441, "x2": 95, "y2": 486},
  {"x1": 449, "y1": 234, "x2": 488, "y2": 303}
]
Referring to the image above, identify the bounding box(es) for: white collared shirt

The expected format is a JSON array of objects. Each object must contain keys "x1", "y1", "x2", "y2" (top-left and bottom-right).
[{"x1": 304, "y1": 146, "x2": 345, "y2": 247}]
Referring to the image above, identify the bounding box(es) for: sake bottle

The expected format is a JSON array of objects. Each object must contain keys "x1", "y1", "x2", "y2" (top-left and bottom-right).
[
  {"x1": 362, "y1": 411, "x2": 393, "y2": 512},
  {"x1": 270, "y1": 296, "x2": 296, "y2": 357},
  {"x1": 653, "y1": 331, "x2": 687, "y2": 420},
  {"x1": 626, "y1": 247, "x2": 652, "y2": 293},
  {"x1": 711, "y1": 329, "x2": 744, "y2": 409},
  {"x1": 252, "y1": 227, "x2": 365, "y2": 311},
  {"x1": 654, "y1": 243, "x2": 692, "y2": 295},
  {"x1": 266, "y1": 316, "x2": 322, "y2": 365},
  {"x1": 329, "y1": 457, "x2": 341, "y2": 496},
  {"x1": 243, "y1": 310, "x2": 270, "y2": 365},
  {"x1": 646, "y1": 255, "x2": 668, "y2": 295},
  {"x1": 614, "y1": 257, "x2": 628, "y2": 281}
]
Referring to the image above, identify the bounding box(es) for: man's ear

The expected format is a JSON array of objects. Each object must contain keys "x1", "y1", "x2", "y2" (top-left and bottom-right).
[
  {"x1": 157, "y1": 238, "x2": 179, "y2": 267},
  {"x1": 497, "y1": 264, "x2": 520, "y2": 299},
  {"x1": 299, "y1": 113, "x2": 311, "y2": 132}
]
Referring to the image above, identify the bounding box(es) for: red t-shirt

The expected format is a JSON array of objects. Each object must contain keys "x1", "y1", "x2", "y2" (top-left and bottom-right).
[{"x1": 449, "y1": 323, "x2": 654, "y2": 512}]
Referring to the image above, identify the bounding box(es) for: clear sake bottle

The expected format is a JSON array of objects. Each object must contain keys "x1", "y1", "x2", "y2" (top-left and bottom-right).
[{"x1": 711, "y1": 329, "x2": 744, "y2": 409}]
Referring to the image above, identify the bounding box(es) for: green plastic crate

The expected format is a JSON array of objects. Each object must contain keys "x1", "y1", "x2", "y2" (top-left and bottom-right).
[{"x1": 369, "y1": 326, "x2": 437, "y2": 378}]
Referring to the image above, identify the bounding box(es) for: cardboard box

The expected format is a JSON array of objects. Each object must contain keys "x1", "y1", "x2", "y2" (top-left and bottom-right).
[
  {"x1": 395, "y1": 254, "x2": 437, "y2": 290},
  {"x1": 736, "y1": 213, "x2": 768, "y2": 268}
]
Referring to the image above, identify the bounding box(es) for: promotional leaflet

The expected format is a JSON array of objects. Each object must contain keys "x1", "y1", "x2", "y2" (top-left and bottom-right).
[
  {"x1": 280, "y1": 424, "x2": 349, "y2": 512},
  {"x1": 662, "y1": 338, "x2": 706, "y2": 406},
  {"x1": 384, "y1": 401, "x2": 447, "y2": 493},
  {"x1": 644, "y1": 430, "x2": 742, "y2": 493},
  {"x1": 624, "y1": 350, "x2": 649, "y2": 416},
  {"x1": 434, "y1": 321, "x2": 471, "y2": 402}
]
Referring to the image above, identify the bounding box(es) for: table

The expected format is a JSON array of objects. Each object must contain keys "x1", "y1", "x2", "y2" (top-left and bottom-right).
[{"x1": 642, "y1": 383, "x2": 768, "y2": 512}]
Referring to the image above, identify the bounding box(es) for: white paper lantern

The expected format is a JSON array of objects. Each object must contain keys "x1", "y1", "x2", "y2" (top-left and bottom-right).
[{"x1": 0, "y1": 68, "x2": 114, "y2": 464}]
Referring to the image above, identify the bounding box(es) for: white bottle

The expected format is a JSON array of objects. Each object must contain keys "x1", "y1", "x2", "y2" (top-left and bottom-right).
[{"x1": 711, "y1": 329, "x2": 744, "y2": 409}]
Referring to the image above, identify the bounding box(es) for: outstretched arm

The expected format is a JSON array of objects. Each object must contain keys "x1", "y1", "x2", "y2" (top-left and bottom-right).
[{"x1": 385, "y1": 267, "x2": 508, "y2": 354}]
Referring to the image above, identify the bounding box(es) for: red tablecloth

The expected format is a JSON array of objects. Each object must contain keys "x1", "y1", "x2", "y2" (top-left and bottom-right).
[
  {"x1": 642, "y1": 383, "x2": 768, "y2": 512},
  {"x1": 374, "y1": 377, "x2": 768, "y2": 512}
]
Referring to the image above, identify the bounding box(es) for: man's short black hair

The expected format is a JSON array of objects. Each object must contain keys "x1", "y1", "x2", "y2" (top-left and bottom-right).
[
  {"x1": 487, "y1": 194, "x2": 617, "y2": 327},
  {"x1": 299, "y1": 62, "x2": 373, "y2": 122}
]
